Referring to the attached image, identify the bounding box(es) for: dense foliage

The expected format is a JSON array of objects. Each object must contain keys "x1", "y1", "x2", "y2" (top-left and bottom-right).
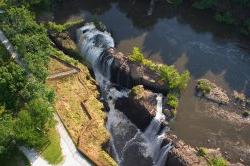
[
  {"x1": 0, "y1": 6, "x2": 55, "y2": 157},
  {"x1": 0, "y1": 7, "x2": 51, "y2": 81},
  {"x1": 129, "y1": 47, "x2": 190, "y2": 109}
]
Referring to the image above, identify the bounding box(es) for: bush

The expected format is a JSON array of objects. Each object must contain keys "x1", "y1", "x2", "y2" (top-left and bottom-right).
[
  {"x1": 129, "y1": 47, "x2": 145, "y2": 63},
  {"x1": 167, "y1": 93, "x2": 179, "y2": 109},
  {"x1": 209, "y1": 157, "x2": 228, "y2": 166},
  {"x1": 197, "y1": 79, "x2": 213, "y2": 95},
  {"x1": 131, "y1": 85, "x2": 144, "y2": 97},
  {"x1": 197, "y1": 147, "x2": 208, "y2": 157},
  {"x1": 242, "y1": 110, "x2": 249, "y2": 117}
]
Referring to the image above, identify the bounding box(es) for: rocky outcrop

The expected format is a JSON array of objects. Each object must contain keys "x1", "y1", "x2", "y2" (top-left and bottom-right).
[
  {"x1": 49, "y1": 31, "x2": 82, "y2": 60},
  {"x1": 115, "y1": 85, "x2": 157, "y2": 130},
  {"x1": 164, "y1": 133, "x2": 244, "y2": 166},
  {"x1": 196, "y1": 79, "x2": 229, "y2": 104},
  {"x1": 164, "y1": 134, "x2": 207, "y2": 166},
  {"x1": 107, "y1": 48, "x2": 168, "y2": 94},
  {"x1": 115, "y1": 85, "x2": 172, "y2": 130}
]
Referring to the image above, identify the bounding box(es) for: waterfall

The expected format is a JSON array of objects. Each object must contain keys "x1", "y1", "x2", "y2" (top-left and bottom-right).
[
  {"x1": 77, "y1": 23, "x2": 114, "y2": 77},
  {"x1": 77, "y1": 23, "x2": 172, "y2": 166}
]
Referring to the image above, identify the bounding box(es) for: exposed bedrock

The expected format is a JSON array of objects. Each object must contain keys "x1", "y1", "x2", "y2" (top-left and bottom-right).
[
  {"x1": 164, "y1": 134, "x2": 207, "y2": 166},
  {"x1": 115, "y1": 85, "x2": 172, "y2": 130},
  {"x1": 104, "y1": 48, "x2": 168, "y2": 94}
]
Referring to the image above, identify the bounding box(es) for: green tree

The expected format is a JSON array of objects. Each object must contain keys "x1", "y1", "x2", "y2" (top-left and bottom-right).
[{"x1": 0, "y1": 107, "x2": 15, "y2": 155}]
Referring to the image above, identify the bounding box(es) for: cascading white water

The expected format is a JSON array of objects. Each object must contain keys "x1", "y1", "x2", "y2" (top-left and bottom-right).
[
  {"x1": 77, "y1": 23, "x2": 114, "y2": 68},
  {"x1": 77, "y1": 23, "x2": 172, "y2": 166}
]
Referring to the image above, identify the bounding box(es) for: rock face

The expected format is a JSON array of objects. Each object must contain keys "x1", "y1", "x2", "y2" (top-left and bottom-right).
[
  {"x1": 49, "y1": 31, "x2": 81, "y2": 59},
  {"x1": 107, "y1": 48, "x2": 168, "y2": 94},
  {"x1": 115, "y1": 85, "x2": 158, "y2": 130},
  {"x1": 164, "y1": 134, "x2": 207, "y2": 166}
]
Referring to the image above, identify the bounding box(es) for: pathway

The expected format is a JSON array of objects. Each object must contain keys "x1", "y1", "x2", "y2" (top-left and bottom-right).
[
  {"x1": 20, "y1": 115, "x2": 92, "y2": 166},
  {"x1": 0, "y1": 30, "x2": 24, "y2": 67}
]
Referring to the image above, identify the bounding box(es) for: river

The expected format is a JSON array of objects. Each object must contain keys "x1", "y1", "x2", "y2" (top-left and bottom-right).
[{"x1": 43, "y1": 0, "x2": 250, "y2": 164}]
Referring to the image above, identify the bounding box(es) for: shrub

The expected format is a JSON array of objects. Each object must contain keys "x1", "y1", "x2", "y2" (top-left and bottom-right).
[
  {"x1": 242, "y1": 110, "x2": 249, "y2": 117},
  {"x1": 167, "y1": 93, "x2": 179, "y2": 109},
  {"x1": 197, "y1": 147, "x2": 208, "y2": 157},
  {"x1": 197, "y1": 79, "x2": 213, "y2": 95},
  {"x1": 209, "y1": 157, "x2": 228, "y2": 166},
  {"x1": 129, "y1": 47, "x2": 144, "y2": 63},
  {"x1": 131, "y1": 85, "x2": 144, "y2": 97}
]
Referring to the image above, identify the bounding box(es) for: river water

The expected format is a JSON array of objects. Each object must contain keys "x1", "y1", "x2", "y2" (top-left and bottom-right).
[{"x1": 45, "y1": 0, "x2": 250, "y2": 164}]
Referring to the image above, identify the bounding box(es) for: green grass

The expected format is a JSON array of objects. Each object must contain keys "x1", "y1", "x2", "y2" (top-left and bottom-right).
[
  {"x1": 46, "y1": 18, "x2": 84, "y2": 33},
  {"x1": 41, "y1": 126, "x2": 63, "y2": 165},
  {"x1": 0, "y1": 146, "x2": 30, "y2": 166}
]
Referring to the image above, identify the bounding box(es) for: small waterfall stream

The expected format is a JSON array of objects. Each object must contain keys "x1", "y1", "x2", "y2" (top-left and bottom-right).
[{"x1": 77, "y1": 23, "x2": 172, "y2": 166}]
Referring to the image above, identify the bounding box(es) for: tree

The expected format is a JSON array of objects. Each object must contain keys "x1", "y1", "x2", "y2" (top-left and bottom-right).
[{"x1": 0, "y1": 106, "x2": 15, "y2": 155}]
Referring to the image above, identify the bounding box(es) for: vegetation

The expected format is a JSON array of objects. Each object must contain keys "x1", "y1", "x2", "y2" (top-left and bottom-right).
[
  {"x1": 215, "y1": 12, "x2": 235, "y2": 25},
  {"x1": 197, "y1": 147, "x2": 208, "y2": 157},
  {"x1": 197, "y1": 79, "x2": 214, "y2": 95},
  {"x1": 166, "y1": 93, "x2": 179, "y2": 109},
  {"x1": 242, "y1": 110, "x2": 249, "y2": 117},
  {"x1": 0, "y1": 4, "x2": 62, "y2": 164},
  {"x1": 41, "y1": 126, "x2": 63, "y2": 164},
  {"x1": 209, "y1": 157, "x2": 228, "y2": 166},
  {"x1": 0, "y1": 146, "x2": 30, "y2": 166},
  {"x1": 47, "y1": 54, "x2": 116, "y2": 166},
  {"x1": 46, "y1": 19, "x2": 84, "y2": 33},
  {"x1": 2, "y1": 0, "x2": 55, "y2": 9},
  {"x1": 129, "y1": 47, "x2": 190, "y2": 109},
  {"x1": 129, "y1": 47, "x2": 190, "y2": 92},
  {"x1": 131, "y1": 85, "x2": 144, "y2": 97}
]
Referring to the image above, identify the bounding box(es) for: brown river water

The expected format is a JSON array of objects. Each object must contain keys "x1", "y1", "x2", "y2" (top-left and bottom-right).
[{"x1": 40, "y1": 0, "x2": 250, "y2": 164}]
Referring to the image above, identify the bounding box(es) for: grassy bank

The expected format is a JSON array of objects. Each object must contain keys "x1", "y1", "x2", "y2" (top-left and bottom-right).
[
  {"x1": 47, "y1": 52, "x2": 116, "y2": 166},
  {"x1": 41, "y1": 125, "x2": 63, "y2": 165}
]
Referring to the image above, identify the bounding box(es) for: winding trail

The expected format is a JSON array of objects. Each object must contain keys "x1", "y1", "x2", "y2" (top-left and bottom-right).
[
  {"x1": 1, "y1": 29, "x2": 92, "y2": 166},
  {"x1": 0, "y1": 30, "x2": 23, "y2": 66}
]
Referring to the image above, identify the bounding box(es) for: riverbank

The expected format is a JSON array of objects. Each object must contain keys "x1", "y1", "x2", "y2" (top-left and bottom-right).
[{"x1": 46, "y1": 50, "x2": 116, "y2": 166}]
